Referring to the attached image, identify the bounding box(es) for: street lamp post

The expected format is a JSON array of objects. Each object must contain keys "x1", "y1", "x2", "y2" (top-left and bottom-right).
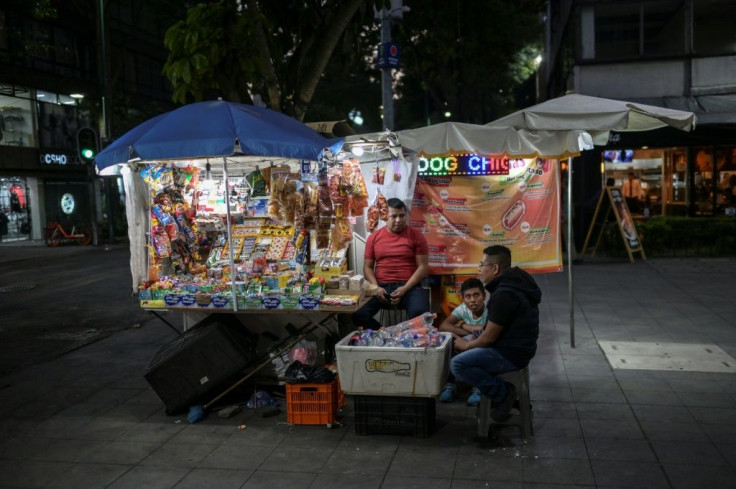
[{"x1": 375, "y1": 1, "x2": 409, "y2": 131}]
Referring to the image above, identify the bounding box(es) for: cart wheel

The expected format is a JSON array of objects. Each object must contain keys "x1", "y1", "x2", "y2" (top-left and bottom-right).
[
  {"x1": 75, "y1": 229, "x2": 92, "y2": 246},
  {"x1": 326, "y1": 423, "x2": 332, "y2": 429},
  {"x1": 45, "y1": 228, "x2": 61, "y2": 247}
]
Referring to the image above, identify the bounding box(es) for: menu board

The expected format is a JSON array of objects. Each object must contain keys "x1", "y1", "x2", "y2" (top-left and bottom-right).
[{"x1": 410, "y1": 158, "x2": 562, "y2": 275}]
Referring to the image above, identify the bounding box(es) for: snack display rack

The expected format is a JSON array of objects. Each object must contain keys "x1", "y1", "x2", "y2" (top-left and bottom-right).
[{"x1": 136, "y1": 157, "x2": 373, "y2": 316}]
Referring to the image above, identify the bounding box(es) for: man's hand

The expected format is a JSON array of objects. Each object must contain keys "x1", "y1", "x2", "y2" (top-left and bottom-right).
[
  {"x1": 389, "y1": 286, "x2": 406, "y2": 305},
  {"x1": 376, "y1": 286, "x2": 390, "y2": 303},
  {"x1": 453, "y1": 335, "x2": 470, "y2": 352}
]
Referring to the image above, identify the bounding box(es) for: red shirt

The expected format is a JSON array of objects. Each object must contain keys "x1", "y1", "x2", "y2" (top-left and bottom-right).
[{"x1": 365, "y1": 226, "x2": 428, "y2": 283}]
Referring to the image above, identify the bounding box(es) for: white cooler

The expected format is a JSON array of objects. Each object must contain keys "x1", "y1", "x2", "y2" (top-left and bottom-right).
[{"x1": 335, "y1": 332, "x2": 452, "y2": 397}]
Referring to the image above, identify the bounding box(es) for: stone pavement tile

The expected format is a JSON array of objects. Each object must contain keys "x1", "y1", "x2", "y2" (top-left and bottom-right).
[
  {"x1": 531, "y1": 386, "x2": 573, "y2": 403},
  {"x1": 381, "y1": 475, "x2": 452, "y2": 488},
  {"x1": 631, "y1": 404, "x2": 695, "y2": 423},
  {"x1": 278, "y1": 425, "x2": 347, "y2": 448},
  {"x1": 386, "y1": 446, "x2": 457, "y2": 479},
  {"x1": 83, "y1": 440, "x2": 160, "y2": 464},
  {"x1": 667, "y1": 378, "x2": 727, "y2": 393},
  {"x1": 320, "y1": 439, "x2": 396, "y2": 474},
  {"x1": 688, "y1": 406, "x2": 736, "y2": 424},
  {"x1": 651, "y1": 439, "x2": 728, "y2": 466},
  {"x1": 116, "y1": 419, "x2": 186, "y2": 444},
  {"x1": 449, "y1": 479, "x2": 522, "y2": 489},
  {"x1": 576, "y1": 402, "x2": 636, "y2": 420},
  {"x1": 585, "y1": 438, "x2": 657, "y2": 462},
  {"x1": 309, "y1": 472, "x2": 385, "y2": 489},
  {"x1": 662, "y1": 463, "x2": 736, "y2": 489},
  {"x1": 167, "y1": 424, "x2": 238, "y2": 445},
  {"x1": 0, "y1": 435, "x2": 51, "y2": 460},
  {"x1": 521, "y1": 483, "x2": 594, "y2": 489},
  {"x1": 616, "y1": 376, "x2": 672, "y2": 392},
  {"x1": 522, "y1": 436, "x2": 589, "y2": 459},
  {"x1": 590, "y1": 460, "x2": 669, "y2": 489},
  {"x1": 42, "y1": 463, "x2": 130, "y2": 489},
  {"x1": 531, "y1": 417, "x2": 583, "y2": 439},
  {"x1": 72, "y1": 418, "x2": 140, "y2": 441},
  {"x1": 698, "y1": 421, "x2": 736, "y2": 444},
  {"x1": 171, "y1": 468, "x2": 252, "y2": 489},
  {"x1": 531, "y1": 401, "x2": 577, "y2": 419},
  {"x1": 30, "y1": 416, "x2": 91, "y2": 439},
  {"x1": 571, "y1": 387, "x2": 628, "y2": 404},
  {"x1": 522, "y1": 457, "x2": 595, "y2": 486},
  {"x1": 625, "y1": 389, "x2": 684, "y2": 406},
  {"x1": 199, "y1": 444, "x2": 275, "y2": 471},
  {"x1": 100, "y1": 402, "x2": 161, "y2": 422},
  {"x1": 638, "y1": 419, "x2": 709, "y2": 442},
  {"x1": 452, "y1": 448, "x2": 523, "y2": 481},
  {"x1": 105, "y1": 465, "x2": 190, "y2": 489},
  {"x1": 0, "y1": 459, "x2": 72, "y2": 488},
  {"x1": 259, "y1": 445, "x2": 331, "y2": 472},
  {"x1": 717, "y1": 444, "x2": 736, "y2": 467},
  {"x1": 580, "y1": 418, "x2": 645, "y2": 440},
  {"x1": 676, "y1": 391, "x2": 736, "y2": 408},
  {"x1": 221, "y1": 424, "x2": 289, "y2": 446},
  {"x1": 141, "y1": 442, "x2": 218, "y2": 468},
  {"x1": 241, "y1": 470, "x2": 316, "y2": 489},
  {"x1": 30, "y1": 438, "x2": 107, "y2": 462}
]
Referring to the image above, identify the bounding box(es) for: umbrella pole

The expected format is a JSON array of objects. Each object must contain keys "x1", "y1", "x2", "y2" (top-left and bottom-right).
[
  {"x1": 567, "y1": 158, "x2": 575, "y2": 348},
  {"x1": 223, "y1": 157, "x2": 238, "y2": 311}
]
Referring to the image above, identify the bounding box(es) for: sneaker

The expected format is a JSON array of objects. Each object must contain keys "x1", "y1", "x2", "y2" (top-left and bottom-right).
[
  {"x1": 439, "y1": 383, "x2": 457, "y2": 403},
  {"x1": 466, "y1": 388, "x2": 481, "y2": 406},
  {"x1": 491, "y1": 382, "x2": 516, "y2": 422}
]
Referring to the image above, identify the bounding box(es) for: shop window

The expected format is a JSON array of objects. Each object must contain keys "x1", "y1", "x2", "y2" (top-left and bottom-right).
[
  {"x1": 716, "y1": 148, "x2": 736, "y2": 213},
  {"x1": 0, "y1": 94, "x2": 35, "y2": 148},
  {"x1": 37, "y1": 101, "x2": 79, "y2": 150},
  {"x1": 0, "y1": 177, "x2": 31, "y2": 242},
  {"x1": 693, "y1": 148, "x2": 714, "y2": 215},
  {"x1": 603, "y1": 148, "x2": 664, "y2": 216}
]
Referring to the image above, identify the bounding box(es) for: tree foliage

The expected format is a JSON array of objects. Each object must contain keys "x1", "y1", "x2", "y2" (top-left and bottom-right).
[
  {"x1": 392, "y1": 0, "x2": 545, "y2": 128},
  {"x1": 162, "y1": 0, "x2": 368, "y2": 121}
]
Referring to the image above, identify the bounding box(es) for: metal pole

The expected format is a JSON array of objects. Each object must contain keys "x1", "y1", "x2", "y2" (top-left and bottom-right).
[
  {"x1": 380, "y1": 9, "x2": 394, "y2": 130},
  {"x1": 223, "y1": 158, "x2": 238, "y2": 311},
  {"x1": 567, "y1": 158, "x2": 575, "y2": 348}
]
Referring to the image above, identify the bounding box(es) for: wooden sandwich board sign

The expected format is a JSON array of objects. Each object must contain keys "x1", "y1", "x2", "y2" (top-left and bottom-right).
[{"x1": 582, "y1": 187, "x2": 646, "y2": 263}]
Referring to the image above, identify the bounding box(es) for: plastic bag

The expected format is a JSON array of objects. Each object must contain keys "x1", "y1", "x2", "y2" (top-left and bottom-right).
[
  {"x1": 246, "y1": 390, "x2": 280, "y2": 409},
  {"x1": 288, "y1": 340, "x2": 318, "y2": 365},
  {"x1": 284, "y1": 361, "x2": 336, "y2": 384}
]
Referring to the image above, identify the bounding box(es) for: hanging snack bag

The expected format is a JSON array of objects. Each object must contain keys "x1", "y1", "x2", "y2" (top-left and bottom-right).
[
  {"x1": 372, "y1": 165, "x2": 386, "y2": 185},
  {"x1": 366, "y1": 204, "x2": 380, "y2": 233},
  {"x1": 376, "y1": 190, "x2": 389, "y2": 221},
  {"x1": 151, "y1": 224, "x2": 172, "y2": 258}
]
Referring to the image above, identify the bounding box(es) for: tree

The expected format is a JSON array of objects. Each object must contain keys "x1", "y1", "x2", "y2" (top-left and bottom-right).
[
  {"x1": 162, "y1": 0, "x2": 368, "y2": 121},
  {"x1": 392, "y1": 0, "x2": 545, "y2": 128}
]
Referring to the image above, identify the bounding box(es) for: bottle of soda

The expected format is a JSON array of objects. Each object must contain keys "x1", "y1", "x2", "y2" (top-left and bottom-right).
[{"x1": 399, "y1": 332, "x2": 415, "y2": 348}]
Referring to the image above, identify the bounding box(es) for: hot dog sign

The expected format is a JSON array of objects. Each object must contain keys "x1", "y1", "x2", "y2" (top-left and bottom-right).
[{"x1": 411, "y1": 157, "x2": 562, "y2": 275}]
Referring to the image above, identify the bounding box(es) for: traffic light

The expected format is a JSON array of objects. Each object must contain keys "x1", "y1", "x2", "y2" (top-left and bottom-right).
[{"x1": 76, "y1": 127, "x2": 99, "y2": 162}]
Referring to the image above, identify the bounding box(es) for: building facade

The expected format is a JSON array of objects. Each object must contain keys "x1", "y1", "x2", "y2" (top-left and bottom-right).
[
  {"x1": 543, "y1": 0, "x2": 736, "y2": 247},
  {"x1": 0, "y1": 1, "x2": 177, "y2": 242}
]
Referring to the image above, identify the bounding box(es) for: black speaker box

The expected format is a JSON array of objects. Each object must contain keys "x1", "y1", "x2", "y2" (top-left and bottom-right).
[{"x1": 145, "y1": 314, "x2": 258, "y2": 414}]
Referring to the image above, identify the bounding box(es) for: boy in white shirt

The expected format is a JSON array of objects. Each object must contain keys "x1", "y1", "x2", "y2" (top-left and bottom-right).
[{"x1": 439, "y1": 278, "x2": 487, "y2": 405}]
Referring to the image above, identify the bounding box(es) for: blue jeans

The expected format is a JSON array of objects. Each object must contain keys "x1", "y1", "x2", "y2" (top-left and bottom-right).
[
  {"x1": 351, "y1": 282, "x2": 429, "y2": 330},
  {"x1": 450, "y1": 347, "x2": 518, "y2": 402}
]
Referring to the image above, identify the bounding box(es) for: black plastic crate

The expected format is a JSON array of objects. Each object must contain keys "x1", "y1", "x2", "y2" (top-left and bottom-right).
[
  {"x1": 145, "y1": 314, "x2": 257, "y2": 414},
  {"x1": 353, "y1": 395, "x2": 436, "y2": 438}
]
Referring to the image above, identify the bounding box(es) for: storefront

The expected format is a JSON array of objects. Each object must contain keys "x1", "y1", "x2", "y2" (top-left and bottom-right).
[{"x1": 0, "y1": 86, "x2": 97, "y2": 241}]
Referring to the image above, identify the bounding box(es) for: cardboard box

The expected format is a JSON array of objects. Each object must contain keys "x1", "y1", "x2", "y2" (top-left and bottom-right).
[{"x1": 335, "y1": 332, "x2": 452, "y2": 397}]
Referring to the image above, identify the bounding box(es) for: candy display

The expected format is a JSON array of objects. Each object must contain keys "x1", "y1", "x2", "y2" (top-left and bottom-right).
[{"x1": 137, "y1": 158, "x2": 371, "y2": 311}]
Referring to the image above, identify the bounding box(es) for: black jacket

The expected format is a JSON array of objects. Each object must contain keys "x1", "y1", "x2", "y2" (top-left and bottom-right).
[{"x1": 485, "y1": 266, "x2": 542, "y2": 368}]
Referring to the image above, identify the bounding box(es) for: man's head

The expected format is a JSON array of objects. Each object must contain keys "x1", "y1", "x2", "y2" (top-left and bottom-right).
[
  {"x1": 460, "y1": 278, "x2": 486, "y2": 315},
  {"x1": 627, "y1": 172, "x2": 635, "y2": 180},
  {"x1": 478, "y1": 245, "x2": 511, "y2": 284},
  {"x1": 386, "y1": 198, "x2": 407, "y2": 234}
]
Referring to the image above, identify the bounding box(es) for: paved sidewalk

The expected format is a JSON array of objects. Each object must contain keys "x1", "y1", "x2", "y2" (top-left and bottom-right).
[{"x1": 1, "y1": 256, "x2": 735, "y2": 488}]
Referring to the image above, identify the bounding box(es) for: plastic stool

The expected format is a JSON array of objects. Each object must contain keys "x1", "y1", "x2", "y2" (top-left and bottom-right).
[{"x1": 477, "y1": 366, "x2": 533, "y2": 440}]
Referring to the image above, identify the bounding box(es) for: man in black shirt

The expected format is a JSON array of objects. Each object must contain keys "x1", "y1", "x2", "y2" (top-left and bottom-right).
[{"x1": 450, "y1": 245, "x2": 541, "y2": 422}]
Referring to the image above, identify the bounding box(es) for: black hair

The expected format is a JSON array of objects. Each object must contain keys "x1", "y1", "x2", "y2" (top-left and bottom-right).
[
  {"x1": 386, "y1": 198, "x2": 406, "y2": 210},
  {"x1": 482, "y1": 245, "x2": 512, "y2": 270},
  {"x1": 460, "y1": 278, "x2": 485, "y2": 295}
]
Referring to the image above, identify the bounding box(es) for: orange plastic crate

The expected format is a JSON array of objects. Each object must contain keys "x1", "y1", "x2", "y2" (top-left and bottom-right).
[{"x1": 286, "y1": 379, "x2": 341, "y2": 425}]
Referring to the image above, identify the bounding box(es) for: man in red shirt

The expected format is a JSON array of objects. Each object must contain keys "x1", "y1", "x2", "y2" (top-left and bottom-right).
[{"x1": 352, "y1": 198, "x2": 429, "y2": 330}]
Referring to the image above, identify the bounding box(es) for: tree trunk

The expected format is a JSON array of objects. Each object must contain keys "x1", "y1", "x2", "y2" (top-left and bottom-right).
[
  {"x1": 292, "y1": 0, "x2": 365, "y2": 121},
  {"x1": 247, "y1": 0, "x2": 281, "y2": 112}
]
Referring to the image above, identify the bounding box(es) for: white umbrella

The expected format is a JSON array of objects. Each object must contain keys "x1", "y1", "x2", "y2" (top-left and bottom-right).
[
  {"x1": 487, "y1": 93, "x2": 697, "y2": 144},
  {"x1": 488, "y1": 93, "x2": 697, "y2": 347}
]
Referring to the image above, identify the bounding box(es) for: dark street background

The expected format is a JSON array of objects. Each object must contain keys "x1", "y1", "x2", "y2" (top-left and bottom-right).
[{"x1": 0, "y1": 241, "x2": 171, "y2": 375}]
